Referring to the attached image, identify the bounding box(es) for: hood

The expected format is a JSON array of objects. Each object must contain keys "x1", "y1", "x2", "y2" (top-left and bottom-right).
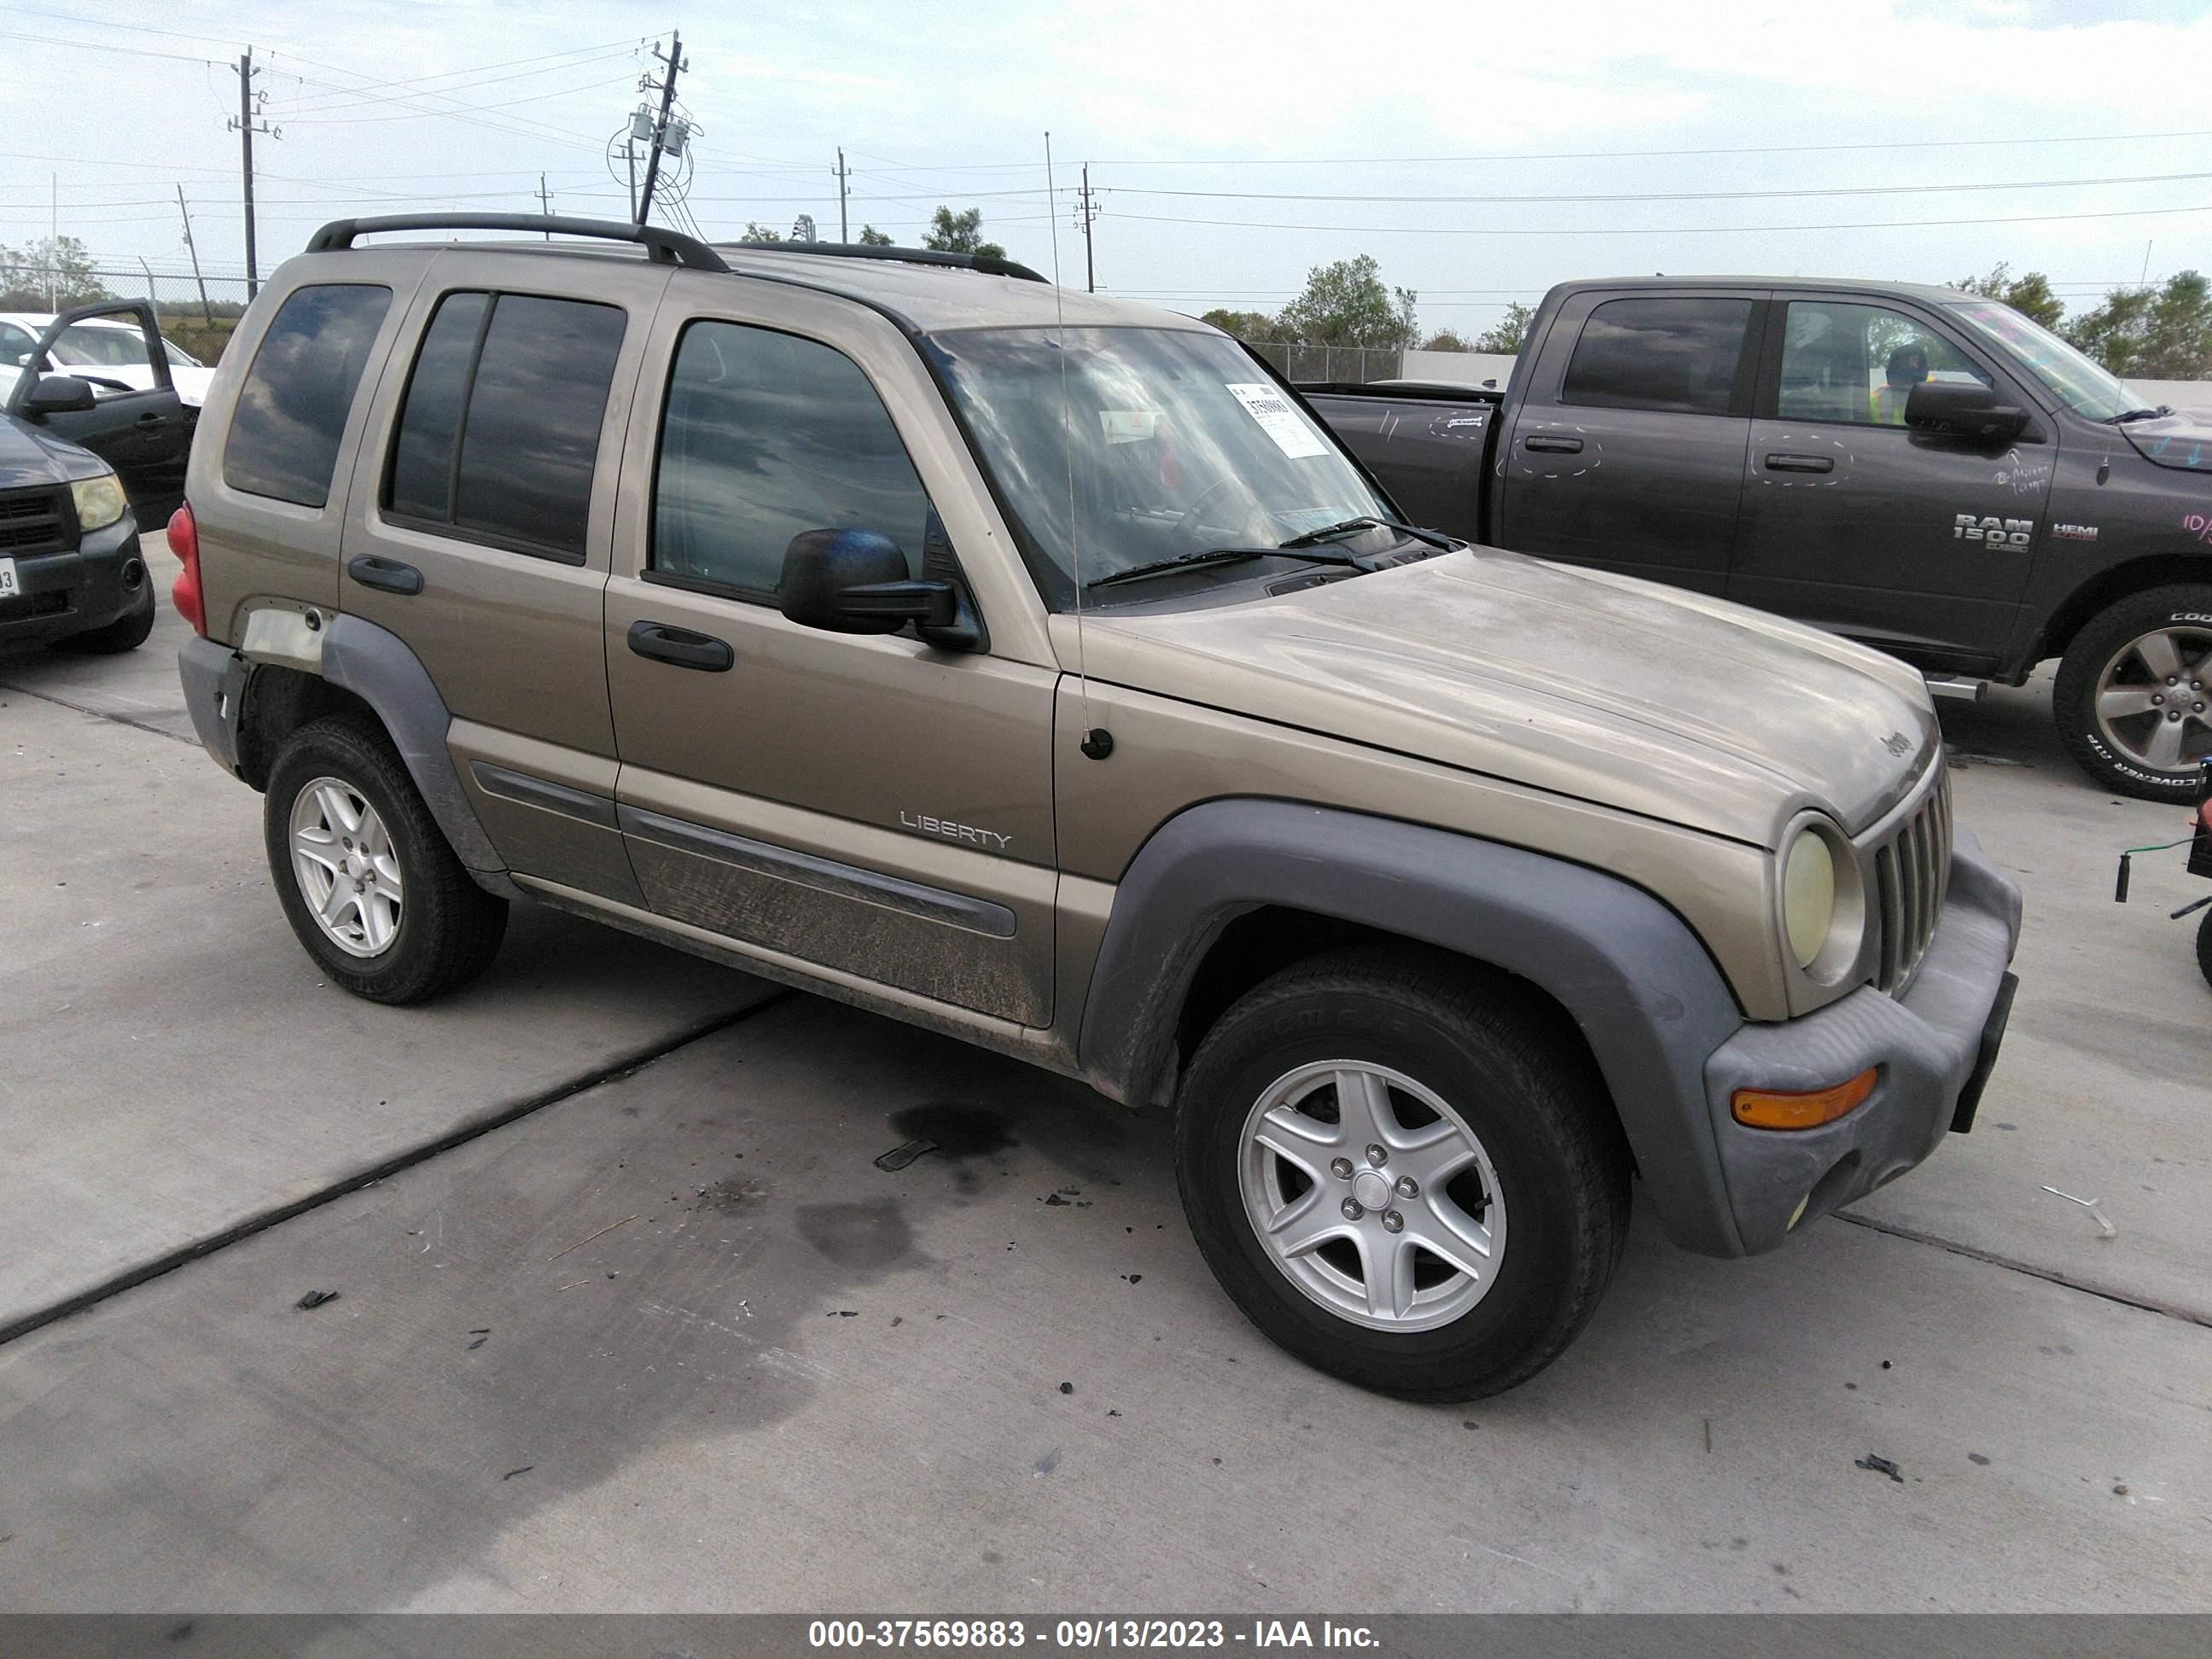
[
  {"x1": 2117, "y1": 408, "x2": 2212, "y2": 473},
  {"x1": 0, "y1": 410, "x2": 110, "y2": 486},
  {"x1": 1069, "y1": 548, "x2": 1938, "y2": 847}
]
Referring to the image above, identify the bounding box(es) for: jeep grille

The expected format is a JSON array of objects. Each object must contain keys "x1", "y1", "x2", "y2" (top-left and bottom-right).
[{"x1": 1870, "y1": 765, "x2": 1952, "y2": 995}]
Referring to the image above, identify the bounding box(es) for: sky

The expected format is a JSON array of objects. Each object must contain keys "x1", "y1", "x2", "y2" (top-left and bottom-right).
[{"x1": 4, "y1": 0, "x2": 2210, "y2": 339}]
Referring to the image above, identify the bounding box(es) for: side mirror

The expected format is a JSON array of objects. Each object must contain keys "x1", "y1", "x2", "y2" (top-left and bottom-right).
[
  {"x1": 777, "y1": 529, "x2": 957, "y2": 636},
  {"x1": 23, "y1": 375, "x2": 96, "y2": 416},
  {"x1": 1905, "y1": 381, "x2": 2028, "y2": 442}
]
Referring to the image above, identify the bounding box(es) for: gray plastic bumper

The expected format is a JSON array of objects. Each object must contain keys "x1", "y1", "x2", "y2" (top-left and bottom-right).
[
  {"x1": 1702, "y1": 830, "x2": 2023, "y2": 1254},
  {"x1": 177, "y1": 634, "x2": 247, "y2": 777}
]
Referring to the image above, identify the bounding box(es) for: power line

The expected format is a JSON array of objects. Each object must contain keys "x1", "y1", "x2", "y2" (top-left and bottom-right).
[
  {"x1": 1103, "y1": 201, "x2": 2212, "y2": 237},
  {"x1": 1104, "y1": 168, "x2": 2212, "y2": 206}
]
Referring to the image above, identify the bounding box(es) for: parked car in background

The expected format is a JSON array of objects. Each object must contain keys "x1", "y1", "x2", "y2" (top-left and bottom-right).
[
  {"x1": 169, "y1": 215, "x2": 2019, "y2": 1400},
  {"x1": 0, "y1": 300, "x2": 192, "y2": 524},
  {"x1": 0, "y1": 389, "x2": 159, "y2": 655},
  {"x1": 1, "y1": 310, "x2": 216, "y2": 406},
  {"x1": 1307, "y1": 276, "x2": 2212, "y2": 800}
]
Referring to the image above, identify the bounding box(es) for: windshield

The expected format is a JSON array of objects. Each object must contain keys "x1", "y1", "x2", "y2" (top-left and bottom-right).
[
  {"x1": 1946, "y1": 297, "x2": 2135, "y2": 420},
  {"x1": 926, "y1": 325, "x2": 1396, "y2": 607}
]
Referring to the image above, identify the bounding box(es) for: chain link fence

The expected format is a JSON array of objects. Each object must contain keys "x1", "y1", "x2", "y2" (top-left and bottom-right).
[
  {"x1": 1236, "y1": 341, "x2": 1405, "y2": 385},
  {"x1": 0, "y1": 269, "x2": 255, "y2": 364}
]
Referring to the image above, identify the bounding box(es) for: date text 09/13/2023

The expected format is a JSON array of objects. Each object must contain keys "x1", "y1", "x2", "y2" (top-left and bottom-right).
[{"x1": 806, "y1": 1618, "x2": 1382, "y2": 1650}]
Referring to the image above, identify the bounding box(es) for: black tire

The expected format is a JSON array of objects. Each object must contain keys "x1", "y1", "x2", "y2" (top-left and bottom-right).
[
  {"x1": 2197, "y1": 908, "x2": 2212, "y2": 992},
  {"x1": 263, "y1": 715, "x2": 507, "y2": 1004},
  {"x1": 2054, "y1": 585, "x2": 2212, "y2": 801},
  {"x1": 54, "y1": 589, "x2": 154, "y2": 655},
  {"x1": 1174, "y1": 947, "x2": 1631, "y2": 1401}
]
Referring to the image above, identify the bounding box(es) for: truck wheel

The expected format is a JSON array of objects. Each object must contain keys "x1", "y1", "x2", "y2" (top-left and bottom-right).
[
  {"x1": 1175, "y1": 947, "x2": 1630, "y2": 1400},
  {"x1": 54, "y1": 589, "x2": 155, "y2": 655},
  {"x1": 2197, "y1": 908, "x2": 2212, "y2": 992},
  {"x1": 2054, "y1": 585, "x2": 2212, "y2": 800},
  {"x1": 263, "y1": 715, "x2": 507, "y2": 1004}
]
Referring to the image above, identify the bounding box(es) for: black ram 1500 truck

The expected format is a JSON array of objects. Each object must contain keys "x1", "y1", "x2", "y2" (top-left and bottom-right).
[{"x1": 1304, "y1": 276, "x2": 2212, "y2": 800}]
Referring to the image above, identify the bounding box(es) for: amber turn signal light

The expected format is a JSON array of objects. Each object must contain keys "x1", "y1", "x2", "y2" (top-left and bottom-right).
[{"x1": 1732, "y1": 1067, "x2": 1878, "y2": 1131}]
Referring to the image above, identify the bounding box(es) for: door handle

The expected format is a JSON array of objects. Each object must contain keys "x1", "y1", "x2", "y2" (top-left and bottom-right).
[
  {"x1": 627, "y1": 620, "x2": 733, "y2": 672},
  {"x1": 1764, "y1": 452, "x2": 1835, "y2": 474},
  {"x1": 1523, "y1": 434, "x2": 1583, "y2": 453},
  {"x1": 346, "y1": 554, "x2": 424, "y2": 596},
  {"x1": 135, "y1": 411, "x2": 166, "y2": 426}
]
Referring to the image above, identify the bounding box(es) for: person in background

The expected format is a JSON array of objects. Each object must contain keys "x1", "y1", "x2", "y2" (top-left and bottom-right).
[{"x1": 1871, "y1": 342, "x2": 1929, "y2": 425}]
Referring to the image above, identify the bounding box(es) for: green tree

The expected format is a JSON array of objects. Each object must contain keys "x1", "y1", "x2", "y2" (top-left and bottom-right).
[
  {"x1": 1278, "y1": 255, "x2": 1417, "y2": 348},
  {"x1": 1201, "y1": 306, "x2": 1291, "y2": 341},
  {"x1": 741, "y1": 221, "x2": 783, "y2": 243},
  {"x1": 1474, "y1": 302, "x2": 1534, "y2": 355},
  {"x1": 1951, "y1": 262, "x2": 2064, "y2": 330},
  {"x1": 1418, "y1": 328, "x2": 1471, "y2": 352},
  {"x1": 2064, "y1": 271, "x2": 2212, "y2": 379},
  {"x1": 922, "y1": 207, "x2": 1005, "y2": 260},
  {"x1": 0, "y1": 236, "x2": 112, "y2": 309},
  {"x1": 856, "y1": 224, "x2": 893, "y2": 246}
]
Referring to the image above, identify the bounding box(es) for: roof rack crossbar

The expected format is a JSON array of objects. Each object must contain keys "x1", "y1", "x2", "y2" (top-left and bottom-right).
[
  {"x1": 730, "y1": 240, "x2": 1047, "y2": 285},
  {"x1": 306, "y1": 213, "x2": 730, "y2": 272}
]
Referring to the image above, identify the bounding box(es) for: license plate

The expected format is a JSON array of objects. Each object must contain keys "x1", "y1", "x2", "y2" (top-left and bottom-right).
[{"x1": 0, "y1": 556, "x2": 17, "y2": 600}]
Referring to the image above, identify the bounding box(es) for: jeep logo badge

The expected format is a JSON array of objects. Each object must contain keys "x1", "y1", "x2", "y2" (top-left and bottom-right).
[{"x1": 1883, "y1": 731, "x2": 1913, "y2": 756}]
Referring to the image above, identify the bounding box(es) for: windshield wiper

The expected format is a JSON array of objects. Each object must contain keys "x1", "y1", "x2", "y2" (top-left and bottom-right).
[
  {"x1": 1278, "y1": 515, "x2": 1461, "y2": 550},
  {"x1": 1087, "y1": 545, "x2": 1368, "y2": 591},
  {"x1": 2105, "y1": 405, "x2": 2173, "y2": 424}
]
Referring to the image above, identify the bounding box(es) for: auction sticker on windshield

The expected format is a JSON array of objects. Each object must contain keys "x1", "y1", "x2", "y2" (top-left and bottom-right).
[
  {"x1": 1226, "y1": 382, "x2": 1328, "y2": 459},
  {"x1": 0, "y1": 556, "x2": 18, "y2": 601}
]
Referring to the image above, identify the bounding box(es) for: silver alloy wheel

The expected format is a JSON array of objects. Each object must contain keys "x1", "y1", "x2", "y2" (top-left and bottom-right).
[
  {"x1": 288, "y1": 775, "x2": 403, "y2": 958},
  {"x1": 1238, "y1": 1059, "x2": 1507, "y2": 1333},
  {"x1": 2093, "y1": 625, "x2": 2212, "y2": 776}
]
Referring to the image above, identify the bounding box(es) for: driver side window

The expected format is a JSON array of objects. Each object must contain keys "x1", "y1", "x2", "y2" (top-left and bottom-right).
[
  {"x1": 1778, "y1": 300, "x2": 1990, "y2": 427},
  {"x1": 650, "y1": 320, "x2": 934, "y2": 599},
  {"x1": 0, "y1": 322, "x2": 31, "y2": 368}
]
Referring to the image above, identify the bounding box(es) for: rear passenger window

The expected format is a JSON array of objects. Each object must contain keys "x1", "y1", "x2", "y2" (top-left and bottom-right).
[
  {"x1": 1561, "y1": 297, "x2": 1752, "y2": 416},
  {"x1": 224, "y1": 283, "x2": 393, "y2": 508},
  {"x1": 651, "y1": 321, "x2": 932, "y2": 597},
  {"x1": 384, "y1": 291, "x2": 626, "y2": 562}
]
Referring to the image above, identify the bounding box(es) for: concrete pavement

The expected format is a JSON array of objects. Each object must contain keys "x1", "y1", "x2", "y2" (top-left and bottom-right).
[{"x1": 1, "y1": 568, "x2": 2208, "y2": 1611}]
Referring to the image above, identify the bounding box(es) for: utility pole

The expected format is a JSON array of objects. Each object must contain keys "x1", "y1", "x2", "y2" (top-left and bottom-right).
[
  {"x1": 228, "y1": 49, "x2": 278, "y2": 298},
  {"x1": 538, "y1": 172, "x2": 552, "y2": 238},
  {"x1": 835, "y1": 147, "x2": 850, "y2": 243},
  {"x1": 633, "y1": 32, "x2": 684, "y2": 228},
  {"x1": 176, "y1": 185, "x2": 213, "y2": 326},
  {"x1": 48, "y1": 172, "x2": 55, "y2": 309},
  {"x1": 1074, "y1": 164, "x2": 1099, "y2": 293}
]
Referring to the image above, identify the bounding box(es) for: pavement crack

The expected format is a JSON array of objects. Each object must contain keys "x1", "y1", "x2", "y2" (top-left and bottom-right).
[
  {"x1": 0, "y1": 989, "x2": 795, "y2": 1352},
  {"x1": 0, "y1": 681, "x2": 201, "y2": 748},
  {"x1": 1835, "y1": 1210, "x2": 2212, "y2": 1330}
]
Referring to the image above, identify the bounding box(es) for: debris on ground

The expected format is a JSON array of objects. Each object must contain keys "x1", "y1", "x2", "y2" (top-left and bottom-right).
[
  {"x1": 2040, "y1": 1185, "x2": 2118, "y2": 1240},
  {"x1": 1059, "y1": 1381, "x2": 1074, "y2": 1395},
  {"x1": 828, "y1": 1309, "x2": 859, "y2": 1318},
  {"x1": 547, "y1": 1214, "x2": 635, "y2": 1260},
  {"x1": 875, "y1": 1138, "x2": 939, "y2": 1173},
  {"x1": 1121, "y1": 1273, "x2": 1142, "y2": 1284},
  {"x1": 1107, "y1": 1410, "x2": 1121, "y2": 1417},
  {"x1": 1969, "y1": 1453, "x2": 1992, "y2": 1465},
  {"x1": 1034, "y1": 1448, "x2": 1062, "y2": 1476},
  {"x1": 294, "y1": 1290, "x2": 340, "y2": 1311},
  {"x1": 502, "y1": 1465, "x2": 533, "y2": 1481},
  {"x1": 1854, "y1": 1453, "x2": 1906, "y2": 1483},
  {"x1": 1042, "y1": 1193, "x2": 1069, "y2": 1207},
  {"x1": 467, "y1": 1336, "x2": 488, "y2": 1351}
]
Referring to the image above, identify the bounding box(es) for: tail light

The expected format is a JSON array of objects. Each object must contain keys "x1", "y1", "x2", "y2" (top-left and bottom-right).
[{"x1": 168, "y1": 502, "x2": 206, "y2": 637}]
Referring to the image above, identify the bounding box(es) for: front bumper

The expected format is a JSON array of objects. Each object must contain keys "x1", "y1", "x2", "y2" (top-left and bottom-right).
[
  {"x1": 0, "y1": 515, "x2": 148, "y2": 644},
  {"x1": 1702, "y1": 829, "x2": 2023, "y2": 1254}
]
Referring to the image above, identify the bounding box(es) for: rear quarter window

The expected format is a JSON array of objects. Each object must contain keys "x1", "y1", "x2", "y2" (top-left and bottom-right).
[
  {"x1": 223, "y1": 283, "x2": 394, "y2": 509},
  {"x1": 1560, "y1": 297, "x2": 1752, "y2": 416}
]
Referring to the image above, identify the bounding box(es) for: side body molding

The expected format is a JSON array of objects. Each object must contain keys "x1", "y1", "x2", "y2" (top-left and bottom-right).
[
  {"x1": 318, "y1": 612, "x2": 509, "y2": 879},
  {"x1": 1077, "y1": 800, "x2": 1754, "y2": 1256}
]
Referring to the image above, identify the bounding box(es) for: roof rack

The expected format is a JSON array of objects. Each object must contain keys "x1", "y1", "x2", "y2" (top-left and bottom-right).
[
  {"x1": 730, "y1": 240, "x2": 1048, "y2": 285},
  {"x1": 305, "y1": 213, "x2": 730, "y2": 272}
]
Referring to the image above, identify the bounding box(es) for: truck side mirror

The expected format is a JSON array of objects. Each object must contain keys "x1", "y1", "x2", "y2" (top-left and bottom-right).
[
  {"x1": 1904, "y1": 381, "x2": 2028, "y2": 443},
  {"x1": 778, "y1": 529, "x2": 958, "y2": 636},
  {"x1": 22, "y1": 374, "x2": 96, "y2": 416}
]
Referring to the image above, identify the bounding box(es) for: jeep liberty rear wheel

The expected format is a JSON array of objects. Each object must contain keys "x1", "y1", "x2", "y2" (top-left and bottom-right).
[
  {"x1": 1175, "y1": 948, "x2": 1630, "y2": 1400},
  {"x1": 264, "y1": 716, "x2": 507, "y2": 1004},
  {"x1": 2055, "y1": 585, "x2": 2212, "y2": 800}
]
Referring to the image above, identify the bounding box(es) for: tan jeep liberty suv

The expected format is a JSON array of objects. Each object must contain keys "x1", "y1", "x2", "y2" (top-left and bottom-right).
[{"x1": 172, "y1": 214, "x2": 2022, "y2": 1399}]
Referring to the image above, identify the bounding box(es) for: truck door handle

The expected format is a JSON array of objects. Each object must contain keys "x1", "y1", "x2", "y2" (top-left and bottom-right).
[
  {"x1": 627, "y1": 620, "x2": 733, "y2": 672},
  {"x1": 1764, "y1": 452, "x2": 1835, "y2": 474},
  {"x1": 1523, "y1": 434, "x2": 1583, "y2": 453},
  {"x1": 346, "y1": 554, "x2": 423, "y2": 596},
  {"x1": 135, "y1": 411, "x2": 166, "y2": 427}
]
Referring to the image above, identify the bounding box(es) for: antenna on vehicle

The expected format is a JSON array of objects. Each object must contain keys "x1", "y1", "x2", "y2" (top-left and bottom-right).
[{"x1": 1046, "y1": 129, "x2": 1110, "y2": 761}]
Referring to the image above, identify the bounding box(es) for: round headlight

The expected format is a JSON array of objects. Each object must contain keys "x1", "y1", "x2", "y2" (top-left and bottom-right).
[
  {"x1": 1782, "y1": 829, "x2": 1837, "y2": 969},
  {"x1": 70, "y1": 470, "x2": 129, "y2": 534}
]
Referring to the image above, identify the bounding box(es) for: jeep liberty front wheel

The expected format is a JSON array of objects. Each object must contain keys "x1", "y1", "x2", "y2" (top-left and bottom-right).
[
  {"x1": 264, "y1": 716, "x2": 507, "y2": 1004},
  {"x1": 1175, "y1": 948, "x2": 1630, "y2": 1400},
  {"x1": 2055, "y1": 585, "x2": 2212, "y2": 800}
]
